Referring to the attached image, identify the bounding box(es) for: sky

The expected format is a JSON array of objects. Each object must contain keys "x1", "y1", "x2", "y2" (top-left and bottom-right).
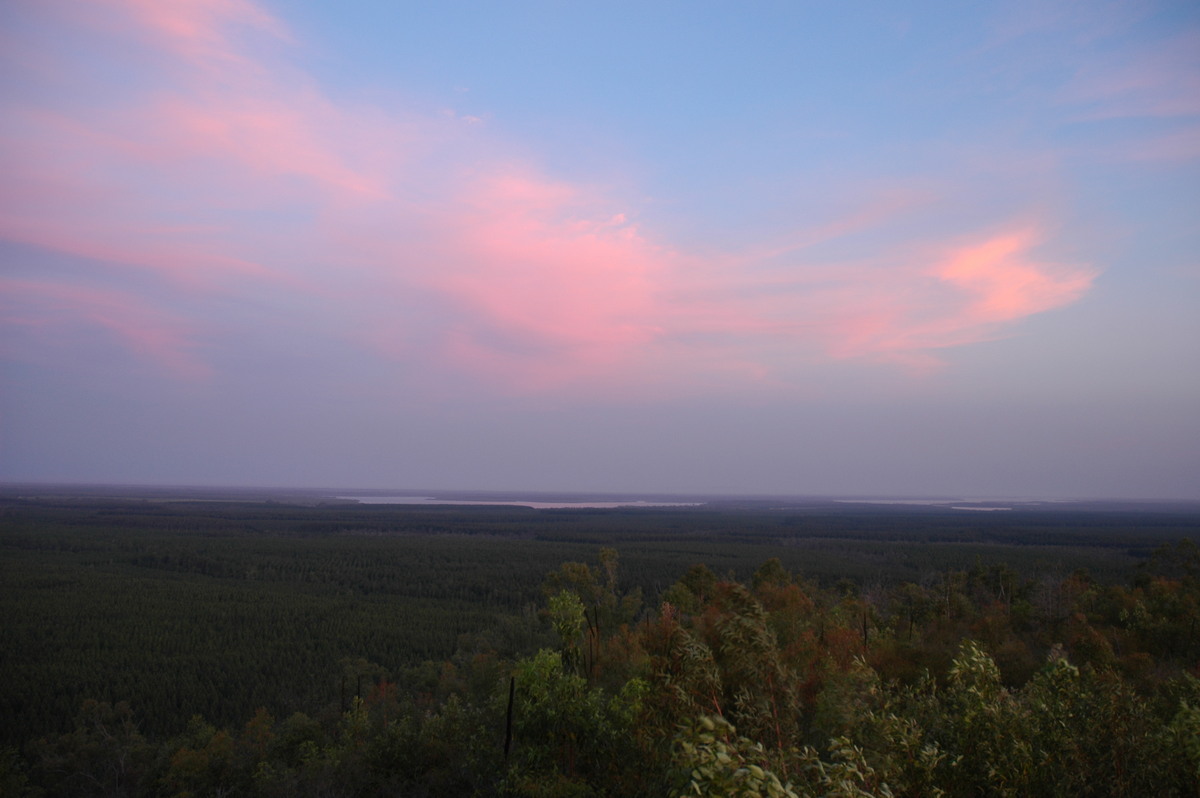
[{"x1": 1, "y1": 0, "x2": 1197, "y2": 500}]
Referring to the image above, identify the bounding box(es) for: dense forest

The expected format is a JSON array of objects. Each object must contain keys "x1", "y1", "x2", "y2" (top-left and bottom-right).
[{"x1": 1, "y1": 494, "x2": 1198, "y2": 796}]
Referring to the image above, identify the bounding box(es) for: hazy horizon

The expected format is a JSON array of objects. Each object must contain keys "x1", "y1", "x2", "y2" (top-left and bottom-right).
[
  {"x1": 4, "y1": 480, "x2": 1198, "y2": 508},
  {"x1": 2, "y1": 1, "x2": 1197, "y2": 500}
]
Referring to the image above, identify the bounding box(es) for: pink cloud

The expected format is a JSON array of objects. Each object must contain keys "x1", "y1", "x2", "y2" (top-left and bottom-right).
[
  {"x1": 811, "y1": 229, "x2": 1095, "y2": 364},
  {"x1": 733, "y1": 189, "x2": 937, "y2": 266},
  {"x1": 0, "y1": 147, "x2": 293, "y2": 293},
  {"x1": 122, "y1": 0, "x2": 289, "y2": 46},
  {"x1": 653, "y1": 226, "x2": 1095, "y2": 379},
  {"x1": 65, "y1": 0, "x2": 292, "y2": 75},
  {"x1": 0, "y1": 0, "x2": 1099, "y2": 395},
  {"x1": 0, "y1": 11, "x2": 390, "y2": 290},
  {"x1": 0, "y1": 279, "x2": 211, "y2": 379},
  {"x1": 1062, "y1": 30, "x2": 1200, "y2": 122},
  {"x1": 435, "y1": 173, "x2": 665, "y2": 363},
  {"x1": 0, "y1": 209, "x2": 282, "y2": 290},
  {"x1": 935, "y1": 230, "x2": 1093, "y2": 323},
  {"x1": 331, "y1": 169, "x2": 675, "y2": 394},
  {"x1": 150, "y1": 93, "x2": 391, "y2": 199}
]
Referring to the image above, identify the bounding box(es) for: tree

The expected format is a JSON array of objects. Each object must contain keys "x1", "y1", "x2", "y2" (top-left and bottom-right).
[
  {"x1": 672, "y1": 715, "x2": 798, "y2": 798},
  {"x1": 32, "y1": 700, "x2": 153, "y2": 798}
]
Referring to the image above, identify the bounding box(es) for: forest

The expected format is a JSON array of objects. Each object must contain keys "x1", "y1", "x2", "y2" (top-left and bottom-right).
[{"x1": 1, "y1": 491, "x2": 1198, "y2": 796}]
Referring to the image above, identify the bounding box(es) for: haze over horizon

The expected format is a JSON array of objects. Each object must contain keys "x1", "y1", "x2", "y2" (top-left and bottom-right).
[{"x1": 2, "y1": 1, "x2": 1198, "y2": 500}]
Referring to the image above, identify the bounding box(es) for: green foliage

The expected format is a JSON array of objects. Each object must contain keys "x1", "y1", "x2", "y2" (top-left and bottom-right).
[
  {"x1": 504, "y1": 649, "x2": 650, "y2": 796},
  {"x1": 792, "y1": 737, "x2": 893, "y2": 798},
  {"x1": 1166, "y1": 698, "x2": 1200, "y2": 793},
  {"x1": 753, "y1": 558, "x2": 792, "y2": 592},
  {"x1": 704, "y1": 583, "x2": 799, "y2": 753},
  {"x1": 937, "y1": 641, "x2": 1034, "y2": 795},
  {"x1": 32, "y1": 700, "x2": 154, "y2": 798},
  {"x1": 0, "y1": 746, "x2": 41, "y2": 798},
  {"x1": 549, "y1": 589, "x2": 588, "y2": 672},
  {"x1": 672, "y1": 715, "x2": 798, "y2": 798},
  {"x1": 4, "y1": 496, "x2": 1199, "y2": 796},
  {"x1": 640, "y1": 607, "x2": 724, "y2": 739}
]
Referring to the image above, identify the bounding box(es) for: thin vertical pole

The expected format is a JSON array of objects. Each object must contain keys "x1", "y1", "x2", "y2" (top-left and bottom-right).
[{"x1": 504, "y1": 675, "x2": 515, "y2": 761}]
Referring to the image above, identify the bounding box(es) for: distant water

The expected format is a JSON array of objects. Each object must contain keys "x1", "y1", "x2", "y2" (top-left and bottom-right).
[
  {"x1": 338, "y1": 495, "x2": 704, "y2": 509},
  {"x1": 950, "y1": 506, "x2": 1012, "y2": 511},
  {"x1": 835, "y1": 499, "x2": 1025, "y2": 511}
]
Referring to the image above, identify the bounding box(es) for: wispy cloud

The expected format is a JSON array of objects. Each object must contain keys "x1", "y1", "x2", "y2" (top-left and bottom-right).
[
  {"x1": 982, "y1": 3, "x2": 1200, "y2": 166},
  {"x1": 935, "y1": 230, "x2": 1093, "y2": 324},
  {"x1": 0, "y1": 0, "x2": 1099, "y2": 396},
  {"x1": 0, "y1": 278, "x2": 211, "y2": 379},
  {"x1": 659, "y1": 225, "x2": 1094, "y2": 377},
  {"x1": 1062, "y1": 30, "x2": 1200, "y2": 122}
]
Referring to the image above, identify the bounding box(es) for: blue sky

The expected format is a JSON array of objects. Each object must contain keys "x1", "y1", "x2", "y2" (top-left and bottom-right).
[{"x1": 1, "y1": 0, "x2": 1197, "y2": 498}]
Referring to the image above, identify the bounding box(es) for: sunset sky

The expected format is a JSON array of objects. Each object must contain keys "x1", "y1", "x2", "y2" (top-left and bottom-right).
[{"x1": 2, "y1": 0, "x2": 1197, "y2": 499}]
